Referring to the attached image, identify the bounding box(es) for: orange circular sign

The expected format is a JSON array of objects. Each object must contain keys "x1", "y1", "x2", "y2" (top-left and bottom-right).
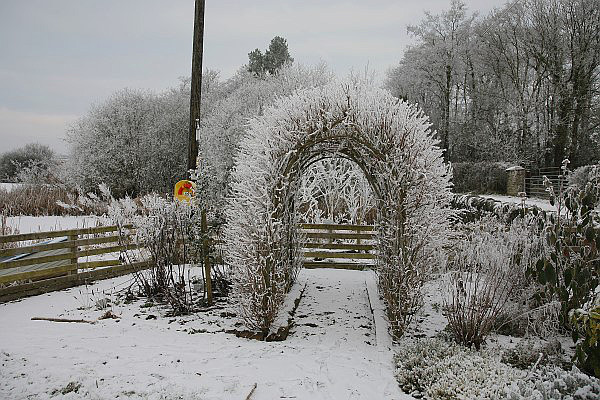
[{"x1": 174, "y1": 180, "x2": 196, "y2": 202}]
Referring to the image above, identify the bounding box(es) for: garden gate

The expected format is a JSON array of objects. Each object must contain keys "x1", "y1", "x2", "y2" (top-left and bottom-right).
[{"x1": 300, "y1": 223, "x2": 375, "y2": 270}]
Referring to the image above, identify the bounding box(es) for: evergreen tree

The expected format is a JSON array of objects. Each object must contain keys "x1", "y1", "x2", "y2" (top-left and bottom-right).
[
  {"x1": 264, "y1": 36, "x2": 293, "y2": 74},
  {"x1": 247, "y1": 49, "x2": 265, "y2": 77},
  {"x1": 247, "y1": 36, "x2": 293, "y2": 76}
]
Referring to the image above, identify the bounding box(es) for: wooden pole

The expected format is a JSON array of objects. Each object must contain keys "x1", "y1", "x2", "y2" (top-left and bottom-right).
[
  {"x1": 201, "y1": 209, "x2": 212, "y2": 305},
  {"x1": 68, "y1": 234, "x2": 78, "y2": 275},
  {"x1": 189, "y1": 1, "x2": 211, "y2": 306},
  {"x1": 188, "y1": 0, "x2": 205, "y2": 171}
]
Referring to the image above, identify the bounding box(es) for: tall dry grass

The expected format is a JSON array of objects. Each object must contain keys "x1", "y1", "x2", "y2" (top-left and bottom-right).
[
  {"x1": 1, "y1": 211, "x2": 20, "y2": 248},
  {"x1": 0, "y1": 184, "x2": 77, "y2": 216}
]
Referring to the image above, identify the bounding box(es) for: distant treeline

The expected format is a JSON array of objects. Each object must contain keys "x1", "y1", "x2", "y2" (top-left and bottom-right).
[{"x1": 386, "y1": 0, "x2": 600, "y2": 168}]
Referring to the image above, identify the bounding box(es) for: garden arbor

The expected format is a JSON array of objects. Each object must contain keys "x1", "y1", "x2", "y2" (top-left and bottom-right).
[{"x1": 225, "y1": 82, "x2": 452, "y2": 337}]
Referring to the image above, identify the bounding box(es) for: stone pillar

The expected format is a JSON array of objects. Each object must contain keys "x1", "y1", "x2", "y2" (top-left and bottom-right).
[{"x1": 506, "y1": 166, "x2": 525, "y2": 196}]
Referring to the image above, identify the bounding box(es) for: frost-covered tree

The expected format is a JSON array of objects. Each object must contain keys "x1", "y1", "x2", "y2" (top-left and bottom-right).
[
  {"x1": 66, "y1": 88, "x2": 155, "y2": 197},
  {"x1": 66, "y1": 72, "x2": 221, "y2": 197},
  {"x1": 386, "y1": 0, "x2": 600, "y2": 167},
  {"x1": 197, "y1": 63, "x2": 333, "y2": 210},
  {"x1": 225, "y1": 80, "x2": 452, "y2": 336},
  {"x1": 0, "y1": 143, "x2": 56, "y2": 182}
]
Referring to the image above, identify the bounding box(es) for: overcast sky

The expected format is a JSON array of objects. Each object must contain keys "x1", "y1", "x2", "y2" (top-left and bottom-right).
[{"x1": 0, "y1": 0, "x2": 507, "y2": 154}]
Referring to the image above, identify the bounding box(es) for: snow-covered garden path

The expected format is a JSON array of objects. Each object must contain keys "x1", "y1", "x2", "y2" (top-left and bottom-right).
[
  {"x1": 0, "y1": 269, "x2": 407, "y2": 399},
  {"x1": 291, "y1": 269, "x2": 375, "y2": 345}
]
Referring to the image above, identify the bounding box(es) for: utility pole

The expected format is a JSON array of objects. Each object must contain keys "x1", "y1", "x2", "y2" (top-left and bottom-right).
[
  {"x1": 188, "y1": 0, "x2": 211, "y2": 305},
  {"x1": 188, "y1": 0, "x2": 205, "y2": 171}
]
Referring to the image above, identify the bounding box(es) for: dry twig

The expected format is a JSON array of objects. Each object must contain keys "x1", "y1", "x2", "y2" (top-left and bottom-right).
[
  {"x1": 31, "y1": 317, "x2": 96, "y2": 324},
  {"x1": 245, "y1": 383, "x2": 257, "y2": 400}
]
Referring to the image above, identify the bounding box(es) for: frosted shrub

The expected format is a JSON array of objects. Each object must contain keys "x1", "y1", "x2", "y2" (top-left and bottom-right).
[
  {"x1": 395, "y1": 338, "x2": 518, "y2": 399},
  {"x1": 108, "y1": 194, "x2": 200, "y2": 314},
  {"x1": 505, "y1": 366, "x2": 600, "y2": 400},
  {"x1": 501, "y1": 339, "x2": 563, "y2": 370},
  {"x1": 57, "y1": 183, "x2": 114, "y2": 216},
  {"x1": 494, "y1": 217, "x2": 560, "y2": 339},
  {"x1": 445, "y1": 216, "x2": 546, "y2": 348},
  {"x1": 567, "y1": 164, "x2": 600, "y2": 198},
  {"x1": 225, "y1": 80, "x2": 451, "y2": 336},
  {"x1": 395, "y1": 338, "x2": 600, "y2": 400}
]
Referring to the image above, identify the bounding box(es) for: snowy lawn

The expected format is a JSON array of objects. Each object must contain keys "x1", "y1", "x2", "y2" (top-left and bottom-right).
[
  {"x1": 5, "y1": 215, "x2": 101, "y2": 234},
  {"x1": 0, "y1": 268, "x2": 408, "y2": 400}
]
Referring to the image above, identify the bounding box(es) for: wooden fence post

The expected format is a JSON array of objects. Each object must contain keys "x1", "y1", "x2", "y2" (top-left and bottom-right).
[
  {"x1": 201, "y1": 209, "x2": 212, "y2": 305},
  {"x1": 68, "y1": 234, "x2": 78, "y2": 275}
]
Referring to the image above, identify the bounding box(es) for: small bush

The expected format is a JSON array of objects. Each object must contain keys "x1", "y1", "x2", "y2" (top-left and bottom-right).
[
  {"x1": 452, "y1": 161, "x2": 511, "y2": 194},
  {"x1": 444, "y1": 216, "x2": 544, "y2": 348},
  {"x1": 395, "y1": 338, "x2": 600, "y2": 400},
  {"x1": 505, "y1": 365, "x2": 600, "y2": 400},
  {"x1": 395, "y1": 338, "x2": 518, "y2": 399},
  {"x1": 501, "y1": 339, "x2": 564, "y2": 370},
  {"x1": 109, "y1": 194, "x2": 204, "y2": 315},
  {"x1": 567, "y1": 165, "x2": 596, "y2": 193}
]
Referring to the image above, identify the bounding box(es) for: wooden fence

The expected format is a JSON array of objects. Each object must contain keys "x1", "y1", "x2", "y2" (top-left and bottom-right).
[
  {"x1": 0, "y1": 225, "x2": 151, "y2": 302},
  {"x1": 0, "y1": 221, "x2": 374, "y2": 302},
  {"x1": 299, "y1": 223, "x2": 376, "y2": 270}
]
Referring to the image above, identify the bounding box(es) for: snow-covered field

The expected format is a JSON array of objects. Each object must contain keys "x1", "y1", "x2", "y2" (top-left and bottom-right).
[
  {"x1": 5, "y1": 215, "x2": 101, "y2": 234},
  {"x1": 0, "y1": 268, "x2": 408, "y2": 400}
]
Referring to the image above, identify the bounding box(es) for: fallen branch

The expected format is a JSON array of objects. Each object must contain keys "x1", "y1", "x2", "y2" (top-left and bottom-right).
[
  {"x1": 245, "y1": 383, "x2": 257, "y2": 400},
  {"x1": 31, "y1": 317, "x2": 96, "y2": 324}
]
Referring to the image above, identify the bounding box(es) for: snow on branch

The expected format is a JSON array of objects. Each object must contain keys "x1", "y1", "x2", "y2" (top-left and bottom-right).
[{"x1": 225, "y1": 79, "x2": 453, "y2": 336}]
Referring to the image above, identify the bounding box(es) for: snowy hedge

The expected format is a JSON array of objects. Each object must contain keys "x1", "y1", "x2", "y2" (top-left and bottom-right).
[
  {"x1": 452, "y1": 161, "x2": 511, "y2": 194},
  {"x1": 224, "y1": 80, "x2": 452, "y2": 336}
]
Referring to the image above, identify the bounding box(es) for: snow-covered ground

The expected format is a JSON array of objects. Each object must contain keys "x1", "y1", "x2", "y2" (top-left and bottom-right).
[
  {"x1": 479, "y1": 194, "x2": 555, "y2": 212},
  {"x1": 0, "y1": 268, "x2": 408, "y2": 400},
  {"x1": 0, "y1": 182, "x2": 21, "y2": 192},
  {"x1": 5, "y1": 215, "x2": 101, "y2": 234}
]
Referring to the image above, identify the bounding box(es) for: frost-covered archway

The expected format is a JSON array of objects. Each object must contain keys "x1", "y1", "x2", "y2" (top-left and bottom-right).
[{"x1": 225, "y1": 81, "x2": 452, "y2": 337}]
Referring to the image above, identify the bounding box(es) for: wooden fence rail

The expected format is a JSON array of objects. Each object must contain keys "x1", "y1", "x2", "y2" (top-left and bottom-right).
[
  {"x1": 0, "y1": 224, "x2": 150, "y2": 302},
  {"x1": 299, "y1": 223, "x2": 376, "y2": 271}
]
